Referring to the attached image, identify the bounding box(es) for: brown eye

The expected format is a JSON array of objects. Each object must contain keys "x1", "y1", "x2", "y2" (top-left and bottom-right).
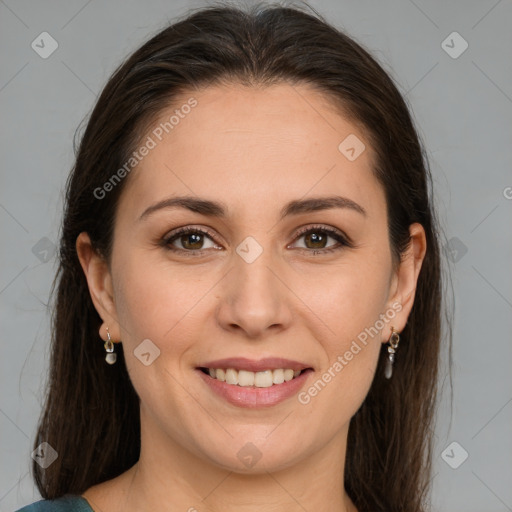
[
  {"x1": 163, "y1": 227, "x2": 219, "y2": 254},
  {"x1": 290, "y1": 226, "x2": 350, "y2": 254},
  {"x1": 303, "y1": 231, "x2": 329, "y2": 249},
  {"x1": 179, "y1": 232, "x2": 205, "y2": 250}
]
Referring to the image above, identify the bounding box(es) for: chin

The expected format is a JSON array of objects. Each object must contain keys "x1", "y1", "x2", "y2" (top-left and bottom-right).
[{"x1": 198, "y1": 434, "x2": 310, "y2": 475}]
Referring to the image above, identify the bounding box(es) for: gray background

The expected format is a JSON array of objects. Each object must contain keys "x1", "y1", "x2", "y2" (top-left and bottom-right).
[{"x1": 1, "y1": 0, "x2": 511, "y2": 511}]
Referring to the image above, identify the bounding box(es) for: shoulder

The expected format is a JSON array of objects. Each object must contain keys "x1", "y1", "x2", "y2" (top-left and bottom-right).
[{"x1": 15, "y1": 494, "x2": 93, "y2": 512}]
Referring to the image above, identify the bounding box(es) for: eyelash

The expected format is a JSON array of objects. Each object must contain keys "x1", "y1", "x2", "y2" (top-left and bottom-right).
[{"x1": 161, "y1": 225, "x2": 352, "y2": 257}]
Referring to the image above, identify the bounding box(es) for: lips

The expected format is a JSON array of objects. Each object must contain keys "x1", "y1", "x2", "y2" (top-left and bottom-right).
[
  {"x1": 197, "y1": 367, "x2": 313, "y2": 408},
  {"x1": 195, "y1": 357, "x2": 314, "y2": 408}
]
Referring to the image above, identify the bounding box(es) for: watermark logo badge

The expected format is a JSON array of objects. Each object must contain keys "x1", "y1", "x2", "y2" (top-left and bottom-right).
[
  {"x1": 32, "y1": 237, "x2": 56, "y2": 263},
  {"x1": 443, "y1": 237, "x2": 468, "y2": 263},
  {"x1": 236, "y1": 236, "x2": 263, "y2": 264},
  {"x1": 134, "y1": 339, "x2": 161, "y2": 366},
  {"x1": 31, "y1": 442, "x2": 58, "y2": 468},
  {"x1": 31, "y1": 32, "x2": 59, "y2": 59},
  {"x1": 298, "y1": 302, "x2": 403, "y2": 405},
  {"x1": 338, "y1": 134, "x2": 366, "y2": 162},
  {"x1": 441, "y1": 32, "x2": 468, "y2": 59},
  {"x1": 237, "y1": 442, "x2": 262, "y2": 468},
  {"x1": 441, "y1": 441, "x2": 469, "y2": 469}
]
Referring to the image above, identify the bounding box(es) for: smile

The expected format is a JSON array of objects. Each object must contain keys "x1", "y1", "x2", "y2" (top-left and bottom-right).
[
  {"x1": 196, "y1": 366, "x2": 314, "y2": 408},
  {"x1": 200, "y1": 367, "x2": 305, "y2": 387}
]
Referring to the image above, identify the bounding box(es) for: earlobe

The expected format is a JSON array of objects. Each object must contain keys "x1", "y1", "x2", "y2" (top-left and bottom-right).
[
  {"x1": 76, "y1": 232, "x2": 121, "y2": 339},
  {"x1": 384, "y1": 222, "x2": 427, "y2": 337}
]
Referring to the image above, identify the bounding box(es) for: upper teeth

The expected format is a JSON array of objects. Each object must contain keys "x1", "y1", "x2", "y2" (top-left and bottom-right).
[{"x1": 208, "y1": 368, "x2": 302, "y2": 387}]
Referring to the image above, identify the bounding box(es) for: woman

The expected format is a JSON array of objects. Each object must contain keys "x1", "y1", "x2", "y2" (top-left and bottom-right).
[{"x1": 17, "y1": 3, "x2": 450, "y2": 511}]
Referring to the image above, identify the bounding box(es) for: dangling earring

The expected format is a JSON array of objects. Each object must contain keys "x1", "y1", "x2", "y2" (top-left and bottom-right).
[
  {"x1": 384, "y1": 327, "x2": 400, "y2": 379},
  {"x1": 104, "y1": 326, "x2": 117, "y2": 365}
]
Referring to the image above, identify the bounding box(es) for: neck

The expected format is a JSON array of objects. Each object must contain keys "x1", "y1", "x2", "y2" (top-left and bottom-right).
[{"x1": 111, "y1": 411, "x2": 358, "y2": 512}]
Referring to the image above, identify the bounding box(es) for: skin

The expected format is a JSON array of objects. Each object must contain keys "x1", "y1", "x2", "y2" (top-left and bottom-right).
[{"x1": 77, "y1": 83, "x2": 426, "y2": 512}]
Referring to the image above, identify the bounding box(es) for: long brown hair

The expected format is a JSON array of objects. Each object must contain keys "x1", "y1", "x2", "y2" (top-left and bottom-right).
[{"x1": 32, "y1": 3, "x2": 452, "y2": 510}]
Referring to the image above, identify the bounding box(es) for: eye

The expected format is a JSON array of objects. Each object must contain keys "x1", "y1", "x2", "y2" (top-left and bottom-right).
[
  {"x1": 163, "y1": 227, "x2": 220, "y2": 255},
  {"x1": 162, "y1": 224, "x2": 352, "y2": 256},
  {"x1": 288, "y1": 225, "x2": 351, "y2": 254}
]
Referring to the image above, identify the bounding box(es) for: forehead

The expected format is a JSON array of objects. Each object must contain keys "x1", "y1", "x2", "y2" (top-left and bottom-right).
[{"x1": 120, "y1": 82, "x2": 386, "y2": 221}]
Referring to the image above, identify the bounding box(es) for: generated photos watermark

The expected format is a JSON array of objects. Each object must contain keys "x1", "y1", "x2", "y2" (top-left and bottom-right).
[
  {"x1": 93, "y1": 97, "x2": 198, "y2": 200},
  {"x1": 298, "y1": 301, "x2": 403, "y2": 405}
]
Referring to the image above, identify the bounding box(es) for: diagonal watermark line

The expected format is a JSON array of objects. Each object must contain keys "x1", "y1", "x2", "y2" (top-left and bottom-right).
[
  {"x1": 265, "y1": 266, "x2": 336, "y2": 336},
  {"x1": 0, "y1": 204, "x2": 29, "y2": 233},
  {"x1": 0, "y1": 62, "x2": 29, "y2": 93},
  {"x1": 0, "y1": 471, "x2": 29, "y2": 503},
  {"x1": 406, "y1": 62, "x2": 439, "y2": 95},
  {"x1": 266, "y1": 163, "x2": 337, "y2": 235},
  {"x1": 164, "y1": 164, "x2": 196, "y2": 195},
  {"x1": 265, "y1": 410, "x2": 294, "y2": 439},
  {"x1": 61, "y1": 0, "x2": 93, "y2": 29},
  {"x1": 164, "y1": 267, "x2": 234, "y2": 338},
  {"x1": 0, "y1": 408, "x2": 29, "y2": 439},
  {"x1": 471, "y1": 265, "x2": 512, "y2": 309},
  {"x1": 0, "y1": 265, "x2": 28, "y2": 295},
  {"x1": 472, "y1": 471, "x2": 512, "y2": 511},
  {"x1": 427, "y1": 470, "x2": 439, "y2": 488},
  {"x1": 472, "y1": 396, "x2": 512, "y2": 439},
  {"x1": 61, "y1": 60, "x2": 96, "y2": 95},
  {"x1": 289, "y1": 84, "x2": 339, "y2": 134},
  {"x1": 117, "y1": 460, "x2": 140, "y2": 512},
  {"x1": 0, "y1": 0, "x2": 29, "y2": 28},
  {"x1": 265, "y1": 471, "x2": 310, "y2": 512},
  {"x1": 162, "y1": 367, "x2": 235, "y2": 438},
  {"x1": 201, "y1": 471, "x2": 233, "y2": 502},
  {"x1": 163, "y1": 163, "x2": 235, "y2": 250},
  {"x1": 407, "y1": 0, "x2": 439, "y2": 28},
  {"x1": 472, "y1": 0, "x2": 503, "y2": 29},
  {"x1": 472, "y1": 60, "x2": 512, "y2": 105},
  {"x1": 469, "y1": 204, "x2": 499, "y2": 233}
]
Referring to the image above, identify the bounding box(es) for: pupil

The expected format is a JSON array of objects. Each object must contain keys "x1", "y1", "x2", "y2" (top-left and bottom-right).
[
  {"x1": 183, "y1": 233, "x2": 203, "y2": 249},
  {"x1": 306, "y1": 232, "x2": 326, "y2": 249}
]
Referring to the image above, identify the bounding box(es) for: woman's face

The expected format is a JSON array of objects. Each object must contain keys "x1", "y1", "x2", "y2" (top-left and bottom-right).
[{"x1": 81, "y1": 83, "x2": 424, "y2": 474}]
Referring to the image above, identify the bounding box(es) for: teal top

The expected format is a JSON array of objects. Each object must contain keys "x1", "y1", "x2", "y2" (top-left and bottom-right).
[{"x1": 15, "y1": 495, "x2": 93, "y2": 511}]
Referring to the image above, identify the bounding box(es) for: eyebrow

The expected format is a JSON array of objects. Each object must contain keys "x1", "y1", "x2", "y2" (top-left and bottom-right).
[{"x1": 138, "y1": 194, "x2": 367, "y2": 221}]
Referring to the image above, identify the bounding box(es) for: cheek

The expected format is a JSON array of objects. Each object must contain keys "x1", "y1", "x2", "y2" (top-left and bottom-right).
[
  {"x1": 305, "y1": 259, "x2": 391, "y2": 341},
  {"x1": 297, "y1": 258, "x2": 390, "y2": 402},
  {"x1": 112, "y1": 253, "x2": 177, "y2": 339},
  {"x1": 111, "y1": 256, "x2": 201, "y2": 415},
  {"x1": 112, "y1": 252, "x2": 216, "y2": 364},
  {"x1": 298, "y1": 273, "x2": 385, "y2": 423}
]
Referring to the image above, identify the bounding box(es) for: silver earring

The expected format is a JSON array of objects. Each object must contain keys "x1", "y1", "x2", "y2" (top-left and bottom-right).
[
  {"x1": 104, "y1": 326, "x2": 117, "y2": 365},
  {"x1": 384, "y1": 327, "x2": 400, "y2": 379}
]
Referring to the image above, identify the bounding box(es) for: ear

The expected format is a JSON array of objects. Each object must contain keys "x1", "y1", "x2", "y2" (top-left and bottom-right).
[
  {"x1": 76, "y1": 232, "x2": 121, "y2": 341},
  {"x1": 383, "y1": 222, "x2": 427, "y2": 341}
]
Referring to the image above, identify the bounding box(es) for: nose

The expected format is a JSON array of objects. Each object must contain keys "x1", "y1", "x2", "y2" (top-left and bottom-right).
[{"x1": 215, "y1": 244, "x2": 293, "y2": 339}]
